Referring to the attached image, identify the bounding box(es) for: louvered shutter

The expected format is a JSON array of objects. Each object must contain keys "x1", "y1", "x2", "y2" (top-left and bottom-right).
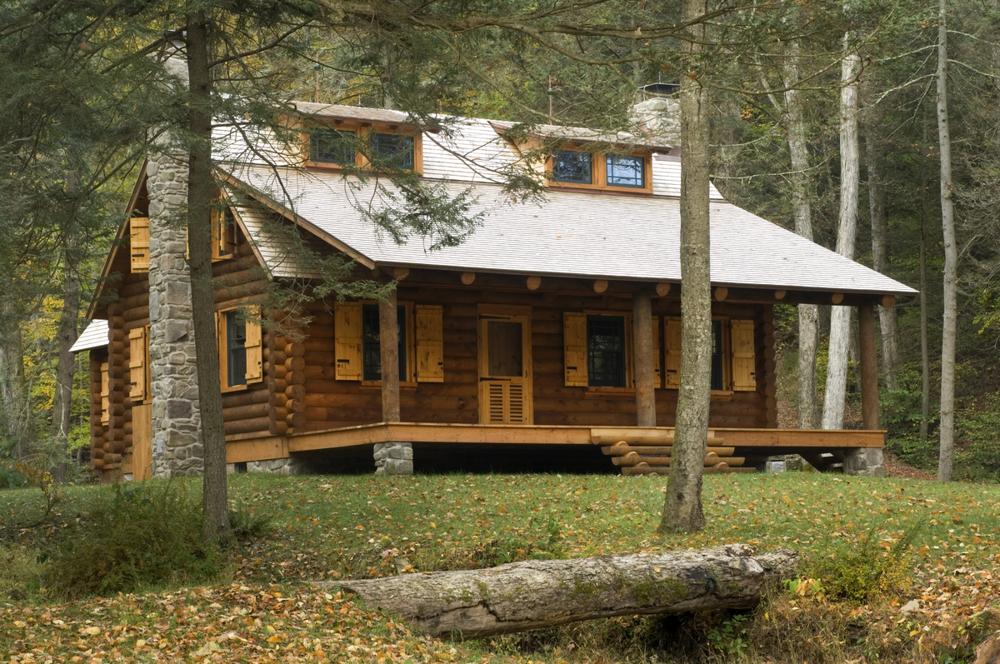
[
  {"x1": 563, "y1": 312, "x2": 588, "y2": 387},
  {"x1": 731, "y1": 319, "x2": 757, "y2": 391},
  {"x1": 129, "y1": 217, "x2": 150, "y2": 272},
  {"x1": 244, "y1": 305, "x2": 263, "y2": 383},
  {"x1": 415, "y1": 305, "x2": 444, "y2": 382},
  {"x1": 664, "y1": 318, "x2": 682, "y2": 389},
  {"x1": 128, "y1": 326, "x2": 146, "y2": 401},
  {"x1": 334, "y1": 302, "x2": 363, "y2": 381},
  {"x1": 100, "y1": 362, "x2": 110, "y2": 425}
]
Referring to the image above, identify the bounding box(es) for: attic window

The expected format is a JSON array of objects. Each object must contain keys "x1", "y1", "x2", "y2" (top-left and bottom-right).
[
  {"x1": 310, "y1": 128, "x2": 356, "y2": 165},
  {"x1": 370, "y1": 133, "x2": 414, "y2": 170},
  {"x1": 552, "y1": 150, "x2": 593, "y2": 184},
  {"x1": 606, "y1": 154, "x2": 645, "y2": 188}
]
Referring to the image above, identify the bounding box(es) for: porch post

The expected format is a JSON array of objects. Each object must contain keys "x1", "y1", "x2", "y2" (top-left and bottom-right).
[
  {"x1": 633, "y1": 292, "x2": 657, "y2": 427},
  {"x1": 846, "y1": 303, "x2": 885, "y2": 476},
  {"x1": 374, "y1": 289, "x2": 412, "y2": 474}
]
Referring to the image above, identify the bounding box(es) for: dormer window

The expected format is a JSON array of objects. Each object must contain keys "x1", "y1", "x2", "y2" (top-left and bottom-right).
[
  {"x1": 371, "y1": 132, "x2": 415, "y2": 170},
  {"x1": 605, "y1": 154, "x2": 645, "y2": 188},
  {"x1": 546, "y1": 146, "x2": 652, "y2": 194},
  {"x1": 310, "y1": 128, "x2": 356, "y2": 166},
  {"x1": 552, "y1": 150, "x2": 593, "y2": 185}
]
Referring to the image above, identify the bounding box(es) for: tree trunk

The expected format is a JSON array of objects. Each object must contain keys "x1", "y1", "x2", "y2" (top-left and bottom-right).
[
  {"x1": 935, "y1": 0, "x2": 957, "y2": 481},
  {"x1": 661, "y1": 0, "x2": 711, "y2": 534},
  {"x1": 0, "y1": 304, "x2": 30, "y2": 458},
  {"x1": 821, "y1": 28, "x2": 861, "y2": 430},
  {"x1": 781, "y1": 37, "x2": 819, "y2": 428},
  {"x1": 865, "y1": 133, "x2": 898, "y2": 391},
  {"x1": 186, "y1": 11, "x2": 230, "y2": 542},
  {"x1": 52, "y1": 215, "x2": 82, "y2": 475},
  {"x1": 327, "y1": 545, "x2": 798, "y2": 638},
  {"x1": 919, "y1": 199, "x2": 931, "y2": 441}
]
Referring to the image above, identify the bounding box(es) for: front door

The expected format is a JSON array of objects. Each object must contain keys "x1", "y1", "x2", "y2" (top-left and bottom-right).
[{"x1": 478, "y1": 307, "x2": 533, "y2": 424}]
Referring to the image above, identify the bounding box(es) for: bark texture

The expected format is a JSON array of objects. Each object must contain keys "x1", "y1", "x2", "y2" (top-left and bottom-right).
[
  {"x1": 935, "y1": 0, "x2": 957, "y2": 481},
  {"x1": 186, "y1": 12, "x2": 230, "y2": 540},
  {"x1": 781, "y1": 37, "x2": 820, "y2": 428},
  {"x1": 866, "y1": 133, "x2": 898, "y2": 391},
  {"x1": 0, "y1": 302, "x2": 29, "y2": 458},
  {"x1": 328, "y1": 545, "x2": 798, "y2": 637},
  {"x1": 662, "y1": 0, "x2": 711, "y2": 534},
  {"x1": 822, "y1": 32, "x2": 861, "y2": 430},
  {"x1": 919, "y1": 207, "x2": 931, "y2": 441}
]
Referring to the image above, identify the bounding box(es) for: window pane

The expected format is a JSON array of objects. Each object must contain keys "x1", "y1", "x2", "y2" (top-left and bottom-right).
[
  {"x1": 606, "y1": 154, "x2": 645, "y2": 188},
  {"x1": 587, "y1": 315, "x2": 626, "y2": 387},
  {"x1": 487, "y1": 321, "x2": 523, "y2": 377},
  {"x1": 310, "y1": 128, "x2": 356, "y2": 165},
  {"x1": 371, "y1": 133, "x2": 414, "y2": 170},
  {"x1": 226, "y1": 311, "x2": 247, "y2": 387},
  {"x1": 711, "y1": 319, "x2": 724, "y2": 390},
  {"x1": 551, "y1": 150, "x2": 593, "y2": 184},
  {"x1": 361, "y1": 304, "x2": 407, "y2": 381}
]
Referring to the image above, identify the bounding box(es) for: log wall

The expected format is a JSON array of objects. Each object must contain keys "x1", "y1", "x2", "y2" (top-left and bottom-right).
[{"x1": 300, "y1": 272, "x2": 776, "y2": 432}]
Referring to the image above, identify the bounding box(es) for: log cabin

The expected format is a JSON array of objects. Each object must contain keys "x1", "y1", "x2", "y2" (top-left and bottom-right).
[{"x1": 71, "y1": 100, "x2": 915, "y2": 479}]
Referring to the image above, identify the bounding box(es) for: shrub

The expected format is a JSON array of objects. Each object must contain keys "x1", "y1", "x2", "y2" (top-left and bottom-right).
[
  {"x1": 0, "y1": 464, "x2": 27, "y2": 489},
  {"x1": 808, "y1": 524, "x2": 919, "y2": 603},
  {"x1": 43, "y1": 483, "x2": 222, "y2": 598},
  {"x1": 0, "y1": 544, "x2": 44, "y2": 601}
]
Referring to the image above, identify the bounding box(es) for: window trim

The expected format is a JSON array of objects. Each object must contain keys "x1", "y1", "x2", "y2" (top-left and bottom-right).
[
  {"x1": 302, "y1": 120, "x2": 423, "y2": 175},
  {"x1": 218, "y1": 305, "x2": 264, "y2": 393},
  {"x1": 545, "y1": 145, "x2": 653, "y2": 194},
  {"x1": 581, "y1": 309, "x2": 634, "y2": 392},
  {"x1": 358, "y1": 300, "x2": 417, "y2": 387}
]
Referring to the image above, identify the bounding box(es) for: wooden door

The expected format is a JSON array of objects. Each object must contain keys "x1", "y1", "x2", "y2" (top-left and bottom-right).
[
  {"x1": 478, "y1": 308, "x2": 533, "y2": 424},
  {"x1": 130, "y1": 403, "x2": 153, "y2": 480}
]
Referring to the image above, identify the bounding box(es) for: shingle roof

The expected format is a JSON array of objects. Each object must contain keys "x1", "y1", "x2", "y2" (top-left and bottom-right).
[
  {"x1": 222, "y1": 163, "x2": 916, "y2": 296},
  {"x1": 70, "y1": 319, "x2": 109, "y2": 352}
]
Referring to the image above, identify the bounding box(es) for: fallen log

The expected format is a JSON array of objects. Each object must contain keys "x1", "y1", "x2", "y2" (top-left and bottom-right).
[{"x1": 323, "y1": 544, "x2": 797, "y2": 638}]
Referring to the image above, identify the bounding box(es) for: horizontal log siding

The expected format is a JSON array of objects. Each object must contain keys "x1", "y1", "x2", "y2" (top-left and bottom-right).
[
  {"x1": 301, "y1": 279, "x2": 773, "y2": 431},
  {"x1": 99, "y1": 225, "x2": 271, "y2": 476}
]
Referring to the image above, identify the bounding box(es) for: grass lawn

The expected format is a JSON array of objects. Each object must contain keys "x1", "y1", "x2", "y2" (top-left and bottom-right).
[{"x1": 1, "y1": 472, "x2": 998, "y2": 662}]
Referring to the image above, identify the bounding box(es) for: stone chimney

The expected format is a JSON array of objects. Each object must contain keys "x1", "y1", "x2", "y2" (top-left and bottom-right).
[
  {"x1": 146, "y1": 39, "x2": 204, "y2": 477},
  {"x1": 629, "y1": 83, "x2": 681, "y2": 149}
]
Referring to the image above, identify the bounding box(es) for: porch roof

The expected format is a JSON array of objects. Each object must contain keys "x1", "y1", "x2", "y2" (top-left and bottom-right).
[
  {"x1": 70, "y1": 319, "x2": 109, "y2": 353},
  {"x1": 221, "y1": 163, "x2": 916, "y2": 297}
]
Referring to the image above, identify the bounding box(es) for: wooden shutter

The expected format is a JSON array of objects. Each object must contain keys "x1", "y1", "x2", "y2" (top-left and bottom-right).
[
  {"x1": 652, "y1": 315, "x2": 662, "y2": 388},
  {"x1": 415, "y1": 305, "x2": 444, "y2": 382},
  {"x1": 245, "y1": 305, "x2": 263, "y2": 383},
  {"x1": 334, "y1": 302, "x2": 363, "y2": 381},
  {"x1": 563, "y1": 312, "x2": 588, "y2": 387},
  {"x1": 128, "y1": 326, "x2": 146, "y2": 401},
  {"x1": 129, "y1": 216, "x2": 150, "y2": 273},
  {"x1": 100, "y1": 362, "x2": 110, "y2": 425},
  {"x1": 211, "y1": 208, "x2": 235, "y2": 260},
  {"x1": 731, "y1": 319, "x2": 757, "y2": 391},
  {"x1": 664, "y1": 317, "x2": 682, "y2": 389}
]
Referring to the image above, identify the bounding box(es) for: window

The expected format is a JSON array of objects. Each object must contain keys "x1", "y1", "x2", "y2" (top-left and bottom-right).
[
  {"x1": 218, "y1": 306, "x2": 263, "y2": 390},
  {"x1": 551, "y1": 150, "x2": 594, "y2": 184},
  {"x1": 211, "y1": 206, "x2": 237, "y2": 260},
  {"x1": 605, "y1": 154, "x2": 645, "y2": 188},
  {"x1": 370, "y1": 132, "x2": 415, "y2": 170},
  {"x1": 310, "y1": 128, "x2": 356, "y2": 165},
  {"x1": 663, "y1": 317, "x2": 757, "y2": 393},
  {"x1": 361, "y1": 303, "x2": 408, "y2": 382},
  {"x1": 547, "y1": 147, "x2": 651, "y2": 193},
  {"x1": 587, "y1": 315, "x2": 627, "y2": 387},
  {"x1": 225, "y1": 311, "x2": 248, "y2": 388}
]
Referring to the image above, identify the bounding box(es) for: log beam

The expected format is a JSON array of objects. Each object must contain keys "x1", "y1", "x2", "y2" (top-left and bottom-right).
[
  {"x1": 379, "y1": 291, "x2": 401, "y2": 423},
  {"x1": 632, "y1": 292, "x2": 656, "y2": 427},
  {"x1": 593, "y1": 279, "x2": 609, "y2": 294},
  {"x1": 460, "y1": 271, "x2": 476, "y2": 285},
  {"x1": 326, "y1": 544, "x2": 797, "y2": 637},
  {"x1": 526, "y1": 276, "x2": 542, "y2": 291}
]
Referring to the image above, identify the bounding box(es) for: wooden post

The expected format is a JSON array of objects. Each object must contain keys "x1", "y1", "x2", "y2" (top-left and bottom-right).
[
  {"x1": 633, "y1": 292, "x2": 656, "y2": 427},
  {"x1": 858, "y1": 303, "x2": 879, "y2": 429},
  {"x1": 380, "y1": 290, "x2": 400, "y2": 423}
]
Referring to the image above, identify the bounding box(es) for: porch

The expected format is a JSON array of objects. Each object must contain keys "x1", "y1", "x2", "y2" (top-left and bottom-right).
[{"x1": 227, "y1": 422, "x2": 886, "y2": 474}]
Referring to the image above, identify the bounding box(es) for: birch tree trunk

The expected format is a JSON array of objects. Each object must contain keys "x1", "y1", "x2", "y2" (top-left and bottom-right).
[
  {"x1": 186, "y1": 10, "x2": 230, "y2": 541},
  {"x1": 781, "y1": 38, "x2": 820, "y2": 428},
  {"x1": 821, "y1": 27, "x2": 861, "y2": 430},
  {"x1": 52, "y1": 235, "x2": 81, "y2": 475},
  {"x1": 661, "y1": 0, "x2": 711, "y2": 534},
  {"x1": 865, "y1": 133, "x2": 898, "y2": 391},
  {"x1": 935, "y1": 0, "x2": 957, "y2": 481},
  {"x1": 919, "y1": 210, "x2": 931, "y2": 440}
]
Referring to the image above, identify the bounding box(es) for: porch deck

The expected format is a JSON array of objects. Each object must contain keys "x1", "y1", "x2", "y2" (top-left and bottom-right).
[{"x1": 227, "y1": 422, "x2": 885, "y2": 474}]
